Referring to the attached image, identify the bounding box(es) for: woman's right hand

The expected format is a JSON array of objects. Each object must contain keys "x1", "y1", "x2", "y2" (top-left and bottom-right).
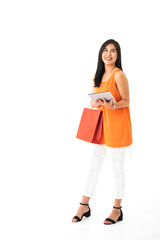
[{"x1": 90, "y1": 100, "x2": 100, "y2": 108}]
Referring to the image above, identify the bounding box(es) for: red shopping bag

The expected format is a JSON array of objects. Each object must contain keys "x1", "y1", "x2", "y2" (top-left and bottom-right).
[{"x1": 76, "y1": 108, "x2": 103, "y2": 144}]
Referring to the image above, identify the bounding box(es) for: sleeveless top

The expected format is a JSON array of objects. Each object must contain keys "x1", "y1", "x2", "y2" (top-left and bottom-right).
[{"x1": 94, "y1": 67, "x2": 133, "y2": 149}]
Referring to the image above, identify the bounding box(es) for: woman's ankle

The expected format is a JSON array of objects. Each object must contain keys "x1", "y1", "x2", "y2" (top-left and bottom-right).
[{"x1": 81, "y1": 195, "x2": 90, "y2": 205}]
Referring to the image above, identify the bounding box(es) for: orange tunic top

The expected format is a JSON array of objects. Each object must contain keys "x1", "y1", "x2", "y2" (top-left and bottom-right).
[{"x1": 95, "y1": 68, "x2": 133, "y2": 148}]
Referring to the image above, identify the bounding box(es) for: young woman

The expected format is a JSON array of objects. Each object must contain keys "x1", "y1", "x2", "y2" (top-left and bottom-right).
[{"x1": 72, "y1": 39, "x2": 133, "y2": 225}]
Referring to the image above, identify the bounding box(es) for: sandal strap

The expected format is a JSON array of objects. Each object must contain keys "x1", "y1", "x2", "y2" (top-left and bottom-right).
[
  {"x1": 105, "y1": 218, "x2": 116, "y2": 224},
  {"x1": 80, "y1": 202, "x2": 89, "y2": 206},
  {"x1": 73, "y1": 215, "x2": 81, "y2": 222},
  {"x1": 113, "y1": 206, "x2": 122, "y2": 209}
]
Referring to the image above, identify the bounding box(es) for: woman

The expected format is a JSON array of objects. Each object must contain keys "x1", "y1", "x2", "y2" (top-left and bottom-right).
[{"x1": 72, "y1": 39, "x2": 133, "y2": 224}]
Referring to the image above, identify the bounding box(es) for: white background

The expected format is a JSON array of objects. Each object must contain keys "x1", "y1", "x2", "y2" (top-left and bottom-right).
[{"x1": 0, "y1": 0, "x2": 160, "y2": 239}]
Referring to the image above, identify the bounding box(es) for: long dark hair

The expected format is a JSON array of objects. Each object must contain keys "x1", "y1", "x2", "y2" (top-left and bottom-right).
[{"x1": 94, "y1": 39, "x2": 123, "y2": 87}]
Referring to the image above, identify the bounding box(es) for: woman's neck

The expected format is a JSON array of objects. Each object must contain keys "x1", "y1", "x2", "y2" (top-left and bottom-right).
[{"x1": 104, "y1": 64, "x2": 116, "y2": 74}]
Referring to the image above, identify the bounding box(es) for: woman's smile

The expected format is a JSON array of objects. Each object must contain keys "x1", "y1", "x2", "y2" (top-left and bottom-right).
[{"x1": 105, "y1": 57, "x2": 112, "y2": 61}]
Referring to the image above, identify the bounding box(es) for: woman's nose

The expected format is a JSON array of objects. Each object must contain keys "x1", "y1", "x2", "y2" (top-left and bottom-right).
[{"x1": 106, "y1": 51, "x2": 111, "y2": 55}]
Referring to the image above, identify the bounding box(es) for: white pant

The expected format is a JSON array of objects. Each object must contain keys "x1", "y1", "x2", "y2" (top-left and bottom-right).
[{"x1": 83, "y1": 144, "x2": 126, "y2": 199}]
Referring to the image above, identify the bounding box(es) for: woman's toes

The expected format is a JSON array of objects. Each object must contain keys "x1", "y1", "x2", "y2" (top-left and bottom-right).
[
  {"x1": 72, "y1": 218, "x2": 77, "y2": 222},
  {"x1": 104, "y1": 220, "x2": 111, "y2": 224}
]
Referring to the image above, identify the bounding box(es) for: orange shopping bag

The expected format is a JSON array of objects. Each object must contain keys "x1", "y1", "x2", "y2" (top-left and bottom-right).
[{"x1": 76, "y1": 108, "x2": 103, "y2": 144}]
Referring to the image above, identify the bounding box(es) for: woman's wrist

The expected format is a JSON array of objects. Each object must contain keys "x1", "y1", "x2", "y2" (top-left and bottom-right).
[{"x1": 113, "y1": 100, "x2": 129, "y2": 109}]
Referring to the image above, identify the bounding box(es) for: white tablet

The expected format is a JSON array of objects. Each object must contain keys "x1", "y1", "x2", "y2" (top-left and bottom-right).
[{"x1": 88, "y1": 91, "x2": 116, "y2": 106}]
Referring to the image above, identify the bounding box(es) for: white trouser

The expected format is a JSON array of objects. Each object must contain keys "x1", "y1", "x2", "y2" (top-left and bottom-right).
[{"x1": 83, "y1": 144, "x2": 126, "y2": 199}]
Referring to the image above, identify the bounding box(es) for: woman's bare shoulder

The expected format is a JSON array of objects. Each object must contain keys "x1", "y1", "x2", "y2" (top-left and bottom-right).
[
  {"x1": 115, "y1": 70, "x2": 128, "y2": 83},
  {"x1": 115, "y1": 69, "x2": 126, "y2": 78}
]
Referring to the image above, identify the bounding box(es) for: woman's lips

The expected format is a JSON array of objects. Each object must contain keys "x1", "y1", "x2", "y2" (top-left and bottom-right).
[{"x1": 105, "y1": 57, "x2": 112, "y2": 61}]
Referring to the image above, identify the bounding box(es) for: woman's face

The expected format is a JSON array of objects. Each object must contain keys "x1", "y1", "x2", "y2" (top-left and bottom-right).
[{"x1": 101, "y1": 43, "x2": 118, "y2": 66}]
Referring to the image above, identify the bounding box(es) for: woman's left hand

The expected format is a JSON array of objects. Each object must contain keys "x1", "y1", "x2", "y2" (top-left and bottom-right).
[{"x1": 96, "y1": 98, "x2": 114, "y2": 110}]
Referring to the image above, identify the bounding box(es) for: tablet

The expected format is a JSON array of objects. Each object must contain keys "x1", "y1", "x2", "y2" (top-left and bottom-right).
[{"x1": 88, "y1": 91, "x2": 116, "y2": 106}]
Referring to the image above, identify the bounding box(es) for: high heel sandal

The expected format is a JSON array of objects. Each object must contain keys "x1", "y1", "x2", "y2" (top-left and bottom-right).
[
  {"x1": 72, "y1": 203, "x2": 91, "y2": 222},
  {"x1": 104, "y1": 206, "x2": 123, "y2": 225}
]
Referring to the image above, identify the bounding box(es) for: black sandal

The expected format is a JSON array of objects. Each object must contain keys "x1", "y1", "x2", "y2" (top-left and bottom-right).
[
  {"x1": 72, "y1": 203, "x2": 91, "y2": 222},
  {"x1": 104, "y1": 206, "x2": 123, "y2": 225}
]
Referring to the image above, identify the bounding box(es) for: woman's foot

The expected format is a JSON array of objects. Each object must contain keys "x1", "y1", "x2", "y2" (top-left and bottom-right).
[
  {"x1": 72, "y1": 204, "x2": 90, "y2": 222},
  {"x1": 103, "y1": 207, "x2": 121, "y2": 224}
]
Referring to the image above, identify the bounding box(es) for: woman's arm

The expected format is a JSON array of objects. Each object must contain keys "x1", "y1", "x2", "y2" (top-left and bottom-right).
[
  {"x1": 114, "y1": 71, "x2": 130, "y2": 108},
  {"x1": 90, "y1": 74, "x2": 100, "y2": 108},
  {"x1": 96, "y1": 71, "x2": 130, "y2": 109}
]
